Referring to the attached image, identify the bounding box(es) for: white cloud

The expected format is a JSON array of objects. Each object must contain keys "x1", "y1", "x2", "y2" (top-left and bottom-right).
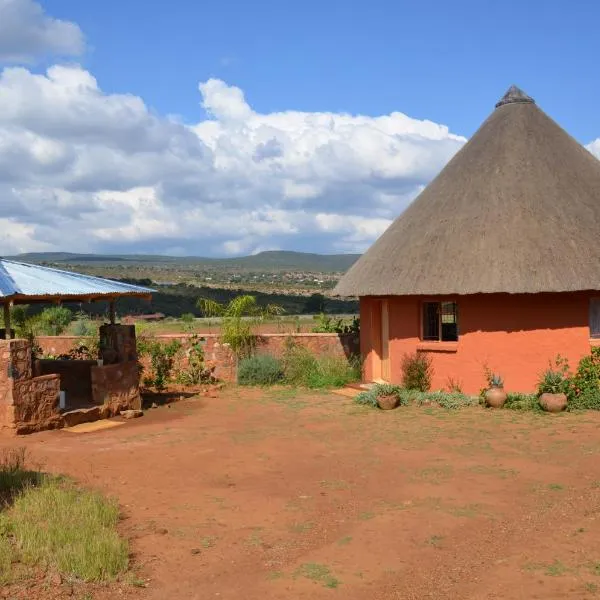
[
  {"x1": 0, "y1": 0, "x2": 84, "y2": 62},
  {"x1": 0, "y1": 63, "x2": 469, "y2": 256},
  {"x1": 587, "y1": 139, "x2": 600, "y2": 160}
]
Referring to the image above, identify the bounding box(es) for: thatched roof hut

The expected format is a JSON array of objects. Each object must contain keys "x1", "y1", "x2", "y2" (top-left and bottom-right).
[{"x1": 334, "y1": 86, "x2": 600, "y2": 297}]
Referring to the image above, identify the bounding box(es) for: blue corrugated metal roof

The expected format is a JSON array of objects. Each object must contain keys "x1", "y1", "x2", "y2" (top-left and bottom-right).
[{"x1": 0, "y1": 259, "x2": 154, "y2": 301}]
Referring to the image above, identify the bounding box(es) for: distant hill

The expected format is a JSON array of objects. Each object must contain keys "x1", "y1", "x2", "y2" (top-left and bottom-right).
[{"x1": 8, "y1": 250, "x2": 361, "y2": 273}]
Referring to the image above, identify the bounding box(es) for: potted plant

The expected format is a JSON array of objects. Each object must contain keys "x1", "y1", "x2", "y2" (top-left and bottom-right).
[
  {"x1": 537, "y1": 368, "x2": 568, "y2": 413},
  {"x1": 484, "y1": 373, "x2": 507, "y2": 408},
  {"x1": 373, "y1": 384, "x2": 401, "y2": 410}
]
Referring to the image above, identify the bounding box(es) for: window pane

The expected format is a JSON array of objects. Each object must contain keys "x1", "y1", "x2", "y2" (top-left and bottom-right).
[
  {"x1": 441, "y1": 302, "x2": 458, "y2": 341},
  {"x1": 591, "y1": 299, "x2": 600, "y2": 339},
  {"x1": 422, "y1": 302, "x2": 439, "y2": 341}
]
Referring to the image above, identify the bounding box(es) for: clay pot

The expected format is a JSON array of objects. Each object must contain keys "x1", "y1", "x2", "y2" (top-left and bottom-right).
[
  {"x1": 377, "y1": 394, "x2": 399, "y2": 410},
  {"x1": 485, "y1": 386, "x2": 507, "y2": 409},
  {"x1": 539, "y1": 392, "x2": 567, "y2": 413}
]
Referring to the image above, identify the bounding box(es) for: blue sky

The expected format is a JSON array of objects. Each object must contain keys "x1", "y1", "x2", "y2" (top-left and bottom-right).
[
  {"x1": 43, "y1": 0, "x2": 600, "y2": 140},
  {"x1": 0, "y1": 0, "x2": 599, "y2": 256}
]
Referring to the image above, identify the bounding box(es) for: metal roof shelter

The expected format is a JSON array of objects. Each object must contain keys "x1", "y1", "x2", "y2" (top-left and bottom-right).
[{"x1": 0, "y1": 259, "x2": 154, "y2": 339}]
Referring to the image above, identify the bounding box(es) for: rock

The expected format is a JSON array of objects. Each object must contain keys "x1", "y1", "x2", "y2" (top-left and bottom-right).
[
  {"x1": 156, "y1": 527, "x2": 168, "y2": 535},
  {"x1": 120, "y1": 409, "x2": 143, "y2": 419},
  {"x1": 151, "y1": 402, "x2": 158, "y2": 409},
  {"x1": 191, "y1": 548, "x2": 202, "y2": 555}
]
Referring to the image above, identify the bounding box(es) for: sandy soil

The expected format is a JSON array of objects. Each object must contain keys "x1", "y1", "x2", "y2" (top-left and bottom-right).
[{"x1": 2, "y1": 387, "x2": 600, "y2": 599}]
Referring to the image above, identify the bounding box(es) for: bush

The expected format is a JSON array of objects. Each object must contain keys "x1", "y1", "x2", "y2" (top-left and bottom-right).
[
  {"x1": 401, "y1": 352, "x2": 433, "y2": 391},
  {"x1": 237, "y1": 355, "x2": 283, "y2": 386},
  {"x1": 311, "y1": 313, "x2": 360, "y2": 335},
  {"x1": 137, "y1": 338, "x2": 182, "y2": 391},
  {"x1": 566, "y1": 348, "x2": 600, "y2": 410},
  {"x1": 38, "y1": 306, "x2": 73, "y2": 336},
  {"x1": 175, "y1": 336, "x2": 216, "y2": 385},
  {"x1": 281, "y1": 340, "x2": 360, "y2": 388},
  {"x1": 503, "y1": 392, "x2": 542, "y2": 412}
]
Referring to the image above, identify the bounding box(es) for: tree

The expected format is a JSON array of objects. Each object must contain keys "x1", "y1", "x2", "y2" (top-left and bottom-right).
[
  {"x1": 38, "y1": 306, "x2": 72, "y2": 336},
  {"x1": 197, "y1": 295, "x2": 284, "y2": 357}
]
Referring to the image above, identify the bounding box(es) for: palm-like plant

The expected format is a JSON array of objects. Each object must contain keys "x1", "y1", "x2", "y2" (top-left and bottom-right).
[{"x1": 197, "y1": 295, "x2": 284, "y2": 357}]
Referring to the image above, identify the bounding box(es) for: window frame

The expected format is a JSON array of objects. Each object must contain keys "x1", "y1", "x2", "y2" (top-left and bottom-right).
[{"x1": 421, "y1": 300, "x2": 459, "y2": 343}]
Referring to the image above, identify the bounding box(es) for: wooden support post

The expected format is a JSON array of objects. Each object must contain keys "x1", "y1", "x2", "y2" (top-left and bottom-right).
[
  {"x1": 3, "y1": 301, "x2": 12, "y2": 340},
  {"x1": 109, "y1": 300, "x2": 116, "y2": 325}
]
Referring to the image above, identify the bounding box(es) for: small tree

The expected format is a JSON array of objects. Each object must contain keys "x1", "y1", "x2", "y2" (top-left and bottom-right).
[
  {"x1": 197, "y1": 295, "x2": 284, "y2": 358},
  {"x1": 38, "y1": 306, "x2": 72, "y2": 336}
]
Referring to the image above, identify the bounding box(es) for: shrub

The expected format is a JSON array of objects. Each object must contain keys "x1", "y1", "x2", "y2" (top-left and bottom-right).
[
  {"x1": 38, "y1": 306, "x2": 73, "y2": 336},
  {"x1": 281, "y1": 340, "x2": 360, "y2": 388},
  {"x1": 503, "y1": 392, "x2": 542, "y2": 412},
  {"x1": 198, "y1": 295, "x2": 283, "y2": 358},
  {"x1": 237, "y1": 355, "x2": 283, "y2": 385},
  {"x1": 401, "y1": 352, "x2": 432, "y2": 391},
  {"x1": 176, "y1": 336, "x2": 216, "y2": 385},
  {"x1": 312, "y1": 313, "x2": 360, "y2": 335},
  {"x1": 137, "y1": 338, "x2": 182, "y2": 391},
  {"x1": 566, "y1": 348, "x2": 600, "y2": 410}
]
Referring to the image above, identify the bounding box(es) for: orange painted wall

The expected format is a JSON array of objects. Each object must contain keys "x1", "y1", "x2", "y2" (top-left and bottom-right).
[{"x1": 360, "y1": 292, "x2": 598, "y2": 394}]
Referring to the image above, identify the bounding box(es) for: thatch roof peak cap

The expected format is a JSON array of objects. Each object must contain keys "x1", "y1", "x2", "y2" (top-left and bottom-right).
[{"x1": 495, "y1": 85, "x2": 535, "y2": 108}]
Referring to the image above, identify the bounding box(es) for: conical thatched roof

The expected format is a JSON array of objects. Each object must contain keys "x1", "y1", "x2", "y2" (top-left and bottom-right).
[{"x1": 334, "y1": 86, "x2": 600, "y2": 296}]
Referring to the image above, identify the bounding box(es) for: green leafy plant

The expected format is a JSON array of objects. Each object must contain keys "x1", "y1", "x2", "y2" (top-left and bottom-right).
[
  {"x1": 401, "y1": 352, "x2": 433, "y2": 391},
  {"x1": 38, "y1": 306, "x2": 73, "y2": 336},
  {"x1": 311, "y1": 313, "x2": 360, "y2": 335},
  {"x1": 137, "y1": 339, "x2": 182, "y2": 391},
  {"x1": 565, "y1": 347, "x2": 600, "y2": 410},
  {"x1": 281, "y1": 338, "x2": 360, "y2": 388},
  {"x1": 197, "y1": 295, "x2": 284, "y2": 358},
  {"x1": 176, "y1": 335, "x2": 216, "y2": 385},
  {"x1": 503, "y1": 392, "x2": 542, "y2": 412},
  {"x1": 537, "y1": 355, "x2": 570, "y2": 395},
  {"x1": 488, "y1": 373, "x2": 504, "y2": 388},
  {"x1": 237, "y1": 354, "x2": 283, "y2": 386}
]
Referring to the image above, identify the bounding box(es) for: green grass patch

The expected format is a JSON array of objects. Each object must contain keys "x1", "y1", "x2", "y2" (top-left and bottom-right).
[
  {"x1": 294, "y1": 562, "x2": 341, "y2": 588},
  {"x1": 0, "y1": 449, "x2": 128, "y2": 584}
]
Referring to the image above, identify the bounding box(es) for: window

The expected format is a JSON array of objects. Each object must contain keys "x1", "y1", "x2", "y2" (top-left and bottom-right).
[
  {"x1": 422, "y1": 301, "x2": 458, "y2": 342},
  {"x1": 591, "y1": 299, "x2": 600, "y2": 339}
]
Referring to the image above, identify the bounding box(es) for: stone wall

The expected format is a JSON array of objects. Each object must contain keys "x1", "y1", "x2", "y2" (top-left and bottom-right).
[
  {"x1": 91, "y1": 362, "x2": 141, "y2": 413},
  {"x1": 37, "y1": 333, "x2": 359, "y2": 383},
  {"x1": 1, "y1": 325, "x2": 143, "y2": 434},
  {"x1": 12, "y1": 374, "x2": 61, "y2": 434}
]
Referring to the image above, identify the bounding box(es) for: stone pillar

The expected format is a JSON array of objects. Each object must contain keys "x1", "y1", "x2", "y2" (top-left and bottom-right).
[
  {"x1": 0, "y1": 339, "x2": 32, "y2": 430},
  {"x1": 99, "y1": 324, "x2": 137, "y2": 365}
]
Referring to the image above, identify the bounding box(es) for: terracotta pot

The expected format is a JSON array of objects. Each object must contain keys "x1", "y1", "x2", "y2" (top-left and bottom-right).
[
  {"x1": 485, "y1": 386, "x2": 507, "y2": 408},
  {"x1": 539, "y1": 392, "x2": 567, "y2": 413},
  {"x1": 377, "y1": 394, "x2": 399, "y2": 410}
]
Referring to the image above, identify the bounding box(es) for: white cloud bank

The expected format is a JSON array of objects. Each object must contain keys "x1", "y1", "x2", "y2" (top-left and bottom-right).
[
  {"x1": 0, "y1": 63, "x2": 467, "y2": 255},
  {"x1": 0, "y1": 0, "x2": 84, "y2": 62}
]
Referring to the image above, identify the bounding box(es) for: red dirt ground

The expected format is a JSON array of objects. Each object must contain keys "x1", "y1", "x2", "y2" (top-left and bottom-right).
[{"x1": 2, "y1": 388, "x2": 600, "y2": 599}]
